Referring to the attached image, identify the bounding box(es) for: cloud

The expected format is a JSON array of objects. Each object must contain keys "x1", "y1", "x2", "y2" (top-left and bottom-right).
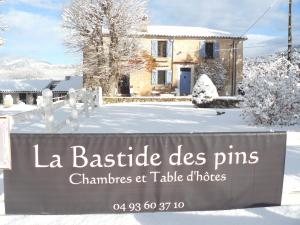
[
  {"x1": 149, "y1": 0, "x2": 288, "y2": 33},
  {"x1": 7, "y1": 0, "x2": 69, "y2": 10},
  {"x1": 5, "y1": 9, "x2": 60, "y2": 33},
  {"x1": 0, "y1": 9, "x2": 78, "y2": 64},
  {"x1": 148, "y1": 0, "x2": 300, "y2": 57},
  {"x1": 244, "y1": 34, "x2": 300, "y2": 57}
]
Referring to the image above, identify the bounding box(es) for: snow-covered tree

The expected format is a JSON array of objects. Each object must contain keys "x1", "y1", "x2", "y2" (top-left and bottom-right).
[
  {"x1": 244, "y1": 47, "x2": 300, "y2": 74},
  {"x1": 242, "y1": 57, "x2": 300, "y2": 126},
  {"x1": 63, "y1": 0, "x2": 148, "y2": 95},
  {"x1": 194, "y1": 60, "x2": 227, "y2": 92},
  {"x1": 192, "y1": 74, "x2": 219, "y2": 105}
]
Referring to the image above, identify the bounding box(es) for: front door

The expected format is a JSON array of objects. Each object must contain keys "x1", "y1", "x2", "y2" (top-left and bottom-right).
[
  {"x1": 118, "y1": 75, "x2": 130, "y2": 96},
  {"x1": 180, "y1": 68, "x2": 191, "y2": 96}
]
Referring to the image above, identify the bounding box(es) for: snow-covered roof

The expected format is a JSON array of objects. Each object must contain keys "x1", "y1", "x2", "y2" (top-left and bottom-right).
[
  {"x1": 53, "y1": 76, "x2": 83, "y2": 92},
  {"x1": 0, "y1": 79, "x2": 53, "y2": 93},
  {"x1": 140, "y1": 25, "x2": 246, "y2": 39}
]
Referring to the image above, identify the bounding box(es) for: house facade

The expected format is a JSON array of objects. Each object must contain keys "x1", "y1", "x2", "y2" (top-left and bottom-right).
[
  {"x1": 130, "y1": 26, "x2": 246, "y2": 96},
  {"x1": 84, "y1": 25, "x2": 247, "y2": 96}
]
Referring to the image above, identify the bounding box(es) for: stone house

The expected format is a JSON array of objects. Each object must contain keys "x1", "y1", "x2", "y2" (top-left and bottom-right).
[{"x1": 84, "y1": 25, "x2": 247, "y2": 96}]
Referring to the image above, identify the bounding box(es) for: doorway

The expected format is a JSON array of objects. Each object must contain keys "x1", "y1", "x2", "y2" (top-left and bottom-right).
[
  {"x1": 118, "y1": 75, "x2": 130, "y2": 96},
  {"x1": 180, "y1": 68, "x2": 192, "y2": 96}
]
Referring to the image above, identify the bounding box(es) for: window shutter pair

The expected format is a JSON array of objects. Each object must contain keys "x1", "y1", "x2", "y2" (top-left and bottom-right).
[
  {"x1": 151, "y1": 70, "x2": 173, "y2": 85},
  {"x1": 151, "y1": 40, "x2": 173, "y2": 57},
  {"x1": 199, "y1": 40, "x2": 220, "y2": 59}
]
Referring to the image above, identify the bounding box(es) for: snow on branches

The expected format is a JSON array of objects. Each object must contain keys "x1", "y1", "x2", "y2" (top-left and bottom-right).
[
  {"x1": 242, "y1": 56, "x2": 300, "y2": 126},
  {"x1": 63, "y1": 0, "x2": 148, "y2": 95},
  {"x1": 194, "y1": 60, "x2": 227, "y2": 93}
]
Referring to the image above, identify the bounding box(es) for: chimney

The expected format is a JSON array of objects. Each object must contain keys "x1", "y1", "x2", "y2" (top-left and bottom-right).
[{"x1": 141, "y1": 15, "x2": 148, "y2": 32}]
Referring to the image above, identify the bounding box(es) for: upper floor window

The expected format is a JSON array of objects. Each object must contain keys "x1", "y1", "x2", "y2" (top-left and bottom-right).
[
  {"x1": 151, "y1": 40, "x2": 172, "y2": 58},
  {"x1": 158, "y1": 41, "x2": 167, "y2": 57},
  {"x1": 200, "y1": 41, "x2": 220, "y2": 59},
  {"x1": 205, "y1": 42, "x2": 214, "y2": 59}
]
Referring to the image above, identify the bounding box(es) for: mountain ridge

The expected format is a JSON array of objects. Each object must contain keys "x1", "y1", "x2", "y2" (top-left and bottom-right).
[{"x1": 0, "y1": 56, "x2": 81, "y2": 80}]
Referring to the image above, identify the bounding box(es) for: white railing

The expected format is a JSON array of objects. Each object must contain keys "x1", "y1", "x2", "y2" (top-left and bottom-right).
[{"x1": 13, "y1": 87, "x2": 103, "y2": 133}]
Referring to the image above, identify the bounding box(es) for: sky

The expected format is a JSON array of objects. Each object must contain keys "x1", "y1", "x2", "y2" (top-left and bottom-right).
[{"x1": 0, "y1": 0, "x2": 299, "y2": 65}]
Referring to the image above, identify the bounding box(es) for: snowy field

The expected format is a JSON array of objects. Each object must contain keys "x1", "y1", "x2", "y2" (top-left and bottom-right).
[
  {"x1": 0, "y1": 102, "x2": 300, "y2": 225},
  {"x1": 0, "y1": 104, "x2": 37, "y2": 116}
]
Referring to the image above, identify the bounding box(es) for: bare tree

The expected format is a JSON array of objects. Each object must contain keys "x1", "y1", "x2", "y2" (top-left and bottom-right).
[{"x1": 63, "y1": 0, "x2": 148, "y2": 96}]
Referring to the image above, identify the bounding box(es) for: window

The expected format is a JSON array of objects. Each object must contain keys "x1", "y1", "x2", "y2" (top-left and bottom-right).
[
  {"x1": 19, "y1": 93, "x2": 27, "y2": 103},
  {"x1": 205, "y1": 42, "x2": 214, "y2": 59},
  {"x1": 157, "y1": 70, "x2": 166, "y2": 85},
  {"x1": 0, "y1": 94, "x2": 3, "y2": 104},
  {"x1": 158, "y1": 41, "x2": 167, "y2": 57}
]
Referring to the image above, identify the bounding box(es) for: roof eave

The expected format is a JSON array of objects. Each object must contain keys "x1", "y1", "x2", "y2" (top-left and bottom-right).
[{"x1": 139, "y1": 34, "x2": 247, "y2": 40}]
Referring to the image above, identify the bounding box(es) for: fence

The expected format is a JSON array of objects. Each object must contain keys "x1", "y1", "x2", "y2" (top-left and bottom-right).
[{"x1": 12, "y1": 87, "x2": 103, "y2": 133}]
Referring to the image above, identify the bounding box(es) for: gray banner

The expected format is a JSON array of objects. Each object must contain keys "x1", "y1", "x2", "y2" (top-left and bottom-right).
[{"x1": 4, "y1": 132, "x2": 286, "y2": 215}]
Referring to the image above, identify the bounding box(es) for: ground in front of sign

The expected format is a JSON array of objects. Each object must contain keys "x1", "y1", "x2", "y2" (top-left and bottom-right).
[{"x1": 1, "y1": 102, "x2": 300, "y2": 224}]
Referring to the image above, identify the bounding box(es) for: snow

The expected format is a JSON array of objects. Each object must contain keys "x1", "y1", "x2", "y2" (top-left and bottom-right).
[
  {"x1": 0, "y1": 79, "x2": 52, "y2": 93},
  {"x1": 141, "y1": 25, "x2": 244, "y2": 39},
  {"x1": 192, "y1": 74, "x2": 219, "y2": 105},
  {"x1": 0, "y1": 102, "x2": 299, "y2": 224},
  {"x1": 215, "y1": 96, "x2": 239, "y2": 101},
  {"x1": 0, "y1": 104, "x2": 37, "y2": 116},
  {"x1": 53, "y1": 76, "x2": 83, "y2": 92}
]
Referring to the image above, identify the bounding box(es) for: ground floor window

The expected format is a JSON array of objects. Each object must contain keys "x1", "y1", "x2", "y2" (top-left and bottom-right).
[{"x1": 157, "y1": 70, "x2": 166, "y2": 85}]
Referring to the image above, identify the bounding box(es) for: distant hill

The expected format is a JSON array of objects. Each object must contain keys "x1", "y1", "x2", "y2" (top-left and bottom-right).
[{"x1": 0, "y1": 57, "x2": 81, "y2": 80}]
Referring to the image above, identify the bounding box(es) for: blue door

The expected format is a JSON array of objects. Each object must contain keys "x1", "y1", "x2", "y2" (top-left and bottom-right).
[{"x1": 180, "y1": 68, "x2": 191, "y2": 96}]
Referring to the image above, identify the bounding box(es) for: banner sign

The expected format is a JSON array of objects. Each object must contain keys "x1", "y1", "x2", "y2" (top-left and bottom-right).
[
  {"x1": 4, "y1": 132, "x2": 286, "y2": 215},
  {"x1": 0, "y1": 116, "x2": 11, "y2": 169}
]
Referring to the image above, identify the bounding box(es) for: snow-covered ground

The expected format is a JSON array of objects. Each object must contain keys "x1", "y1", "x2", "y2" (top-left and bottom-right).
[
  {"x1": 0, "y1": 104, "x2": 37, "y2": 116},
  {"x1": 0, "y1": 102, "x2": 300, "y2": 224}
]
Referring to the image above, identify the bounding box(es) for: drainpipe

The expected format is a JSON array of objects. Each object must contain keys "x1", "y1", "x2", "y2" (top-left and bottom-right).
[
  {"x1": 170, "y1": 38, "x2": 175, "y2": 88},
  {"x1": 231, "y1": 40, "x2": 237, "y2": 96}
]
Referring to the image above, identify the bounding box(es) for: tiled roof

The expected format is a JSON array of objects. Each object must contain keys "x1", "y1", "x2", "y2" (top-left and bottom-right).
[
  {"x1": 53, "y1": 76, "x2": 83, "y2": 92},
  {"x1": 0, "y1": 79, "x2": 53, "y2": 93},
  {"x1": 140, "y1": 25, "x2": 246, "y2": 39}
]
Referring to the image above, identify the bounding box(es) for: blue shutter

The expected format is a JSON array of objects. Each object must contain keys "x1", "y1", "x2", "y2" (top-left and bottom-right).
[
  {"x1": 152, "y1": 71, "x2": 158, "y2": 85},
  {"x1": 200, "y1": 41, "x2": 206, "y2": 58},
  {"x1": 151, "y1": 40, "x2": 158, "y2": 57},
  {"x1": 167, "y1": 40, "x2": 173, "y2": 57},
  {"x1": 214, "y1": 41, "x2": 220, "y2": 59},
  {"x1": 166, "y1": 70, "x2": 173, "y2": 85}
]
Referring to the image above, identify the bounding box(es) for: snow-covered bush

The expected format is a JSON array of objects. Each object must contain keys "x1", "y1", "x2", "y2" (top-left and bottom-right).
[
  {"x1": 242, "y1": 57, "x2": 300, "y2": 126},
  {"x1": 194, "y1": 60, "x2": 227, "y2": 92},
  {"x1": 192, "y1": 74, "x2": 219, "y2": 105},
  {"x1": 4, "y1": 95, "x2": 13, "y2": 108}
]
